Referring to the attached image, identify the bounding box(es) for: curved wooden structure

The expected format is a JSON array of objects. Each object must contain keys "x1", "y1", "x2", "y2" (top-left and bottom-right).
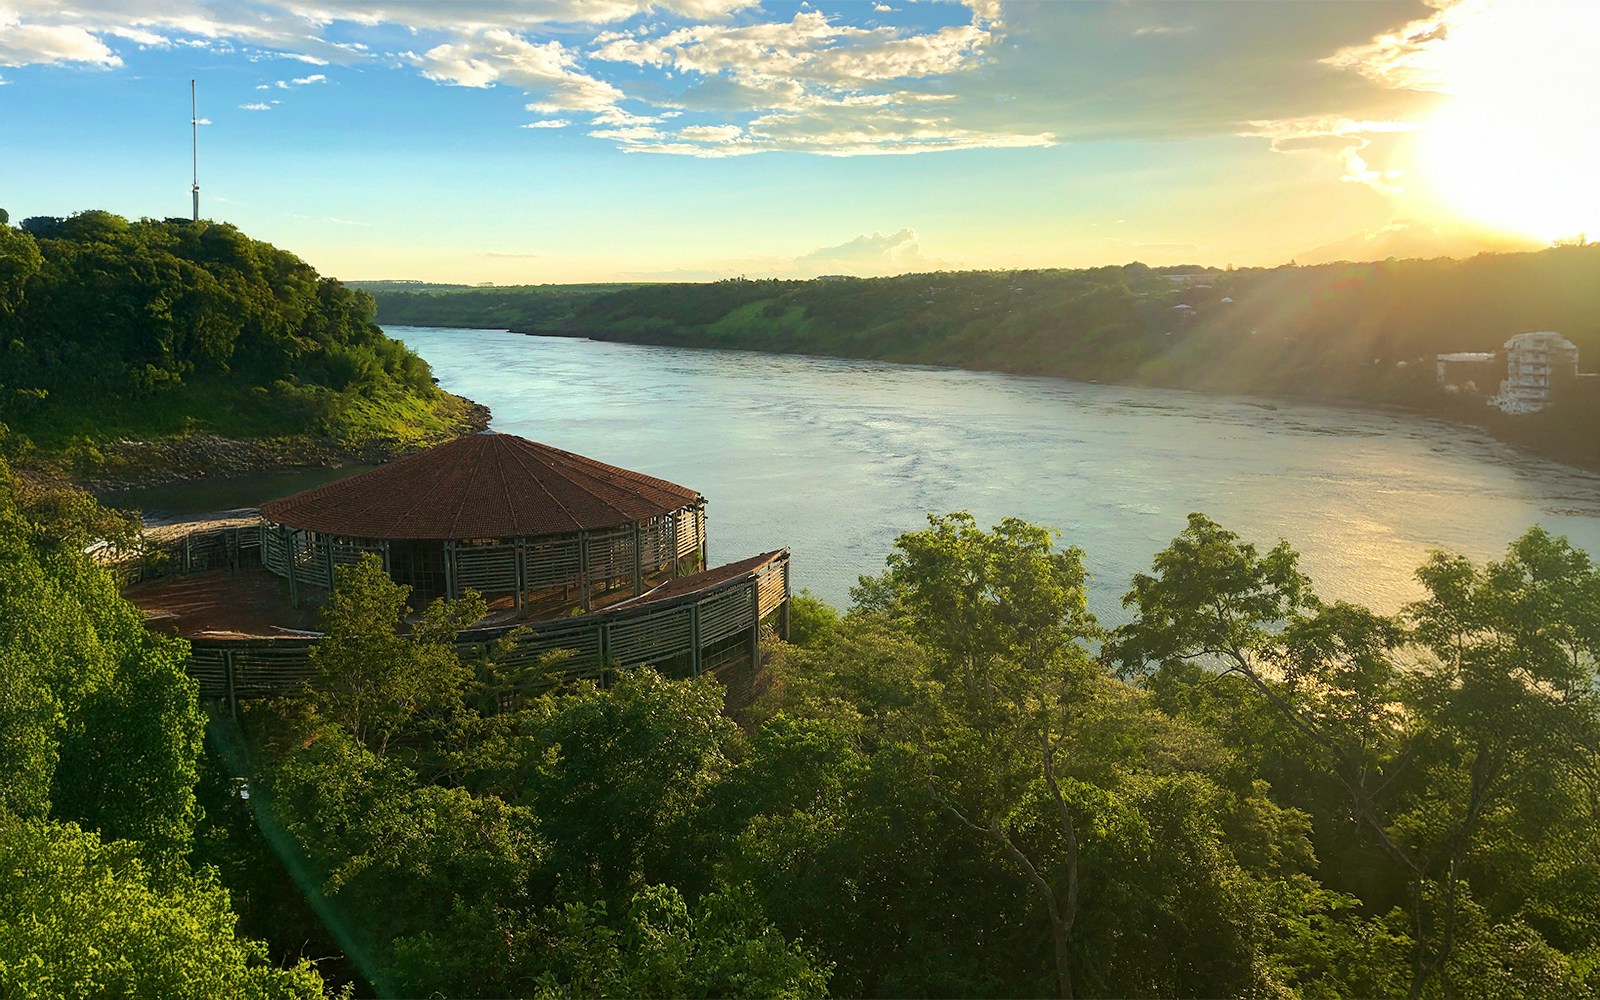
[
  {"x1": 258, "y1": 433, "x2": 707, "y2": 611},
  {"x1": 186, "y1": 549, "x2": 791, "y2": 708}
]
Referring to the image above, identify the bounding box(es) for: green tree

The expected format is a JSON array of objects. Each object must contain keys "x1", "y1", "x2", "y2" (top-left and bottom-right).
[
  {"x1": 0, "y1": 814, "x2": 327, "y2": 999},
  {"x1": 1110, "y1": 514, "x2": 1600, "y2": 998},
  {"x1": 306, "y1": 553, "x2": 483, "y2": 756},
  {"x1": 0, "y1": 459, "x2": 204, "y2": 874},
  {"x1": 852, "y1": 512, "x2": 1099, "y2": 998}
]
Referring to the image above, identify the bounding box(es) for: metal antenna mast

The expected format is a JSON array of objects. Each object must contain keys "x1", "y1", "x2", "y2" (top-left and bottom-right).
[{"x1": 191, "y1": 79, "x2": 200, "y2": 221}]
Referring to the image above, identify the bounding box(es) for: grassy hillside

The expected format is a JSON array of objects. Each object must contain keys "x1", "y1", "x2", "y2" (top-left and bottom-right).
[
  {"x1": 367, "y1": 248, "x2": 1600, "y2": 469},
  {"x1": 358, "y1": 281, "x2": 637, "y2": 332}
]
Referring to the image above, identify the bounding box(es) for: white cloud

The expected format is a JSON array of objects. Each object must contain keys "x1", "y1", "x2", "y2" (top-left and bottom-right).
[
  {"x1": 1133, "y1": 24, "x2": 1193, "y2": 38},
  {"x1": 1320, "y1": 0, "x2": 1467, "y2": 93},
  {"x1": 592, "y1": 11, "x2": 989, "y2": 88},
  {"x1": 240, "y1": 101, "x2": 272, "y2": 110},
  {"x1": 104, "y1": 26, "x2": 168, "y2": 47},
  {"x1": 678, "y1": 123, "x2": 742, "y2": 142},
  {"x1": 1242, "y1": 116, "x2": 1418, "y2": 195},
  {"x1": 0, "y1": 0, "x2": 1046, "y2": 158},
  {"x1": 521, "y1": 118, "x2": 570, "y2": 128},
  {"x1": 795, "y1": 228, "x2": 943, "y2": 275},
  {"x1": 587, "y1": 124, "x2": 665, "y2": 141},
  {"x1": 588, "y1": 106, "x2": 663, "y2": 126},
  {"x1": 414, "y1": 29, "x2": 623, "y2": 113},
  {"x1": 263, "y1": 72, "x2": 326, "y2": 89},
  {"x1": 582, "y1": 8, "x2": 1036, "y2": 156},
  {"x1": 0, "y1": 15, "x2": 122, "y2": 68}
]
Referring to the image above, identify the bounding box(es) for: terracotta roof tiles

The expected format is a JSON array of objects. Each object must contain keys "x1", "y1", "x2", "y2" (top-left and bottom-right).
[{"x1": 260, "y1": 433, "x2": 700, "y2": 540}]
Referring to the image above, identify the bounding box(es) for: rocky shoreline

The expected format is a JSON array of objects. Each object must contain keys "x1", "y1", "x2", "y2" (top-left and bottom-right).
[{"x1": 72, "y1": 399, "x2": 492, "y2": 492}]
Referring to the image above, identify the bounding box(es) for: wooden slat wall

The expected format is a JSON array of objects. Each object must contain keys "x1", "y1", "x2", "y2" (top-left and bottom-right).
[
  {"x1": 609, "y1": 605, "x2": 693, "y2": 667},
  {"x1": 523, "y1": 537, "x2": 582, "y2": 589},
  {"x1": 454, "y1": 541, "x2": 518, "y2": 594},
  {"x1": 586, "y1": 526, "x2": 635, "y2": 585},
  {"x1": 697, "y1": 586, "x2": 753, "y2": 644},
  {"x1": 676, "y1": 506, "x2": 700, "y2": 559},
  {"x1": 186, "y1": 549, "x2": 791, "y2": 703}
]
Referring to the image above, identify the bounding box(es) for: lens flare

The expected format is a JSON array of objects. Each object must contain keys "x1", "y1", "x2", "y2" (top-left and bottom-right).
[{"x1": 1414, "y1": 1, "x2": 1600, "y2": 243}]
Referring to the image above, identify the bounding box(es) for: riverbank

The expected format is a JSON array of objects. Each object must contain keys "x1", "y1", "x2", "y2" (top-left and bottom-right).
[
  {"x1": 389, "y1": 323, "x2": 1600, "y2": 617},
  {"x1": 452, "y1": 320, "x2": 1600, "y2": 479},
  {"x1": 43, "y1": 396, "x2": 491, "y2": 494}
]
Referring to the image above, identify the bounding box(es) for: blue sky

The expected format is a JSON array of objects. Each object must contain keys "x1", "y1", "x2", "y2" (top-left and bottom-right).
[{"x1": 1, "y1": 0, "x2": 1593, "y2": 282}]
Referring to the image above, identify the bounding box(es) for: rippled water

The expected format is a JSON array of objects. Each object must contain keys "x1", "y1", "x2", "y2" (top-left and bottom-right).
[{"x1": 391, "y1": 325, "x2": 1600, "y2": 622}]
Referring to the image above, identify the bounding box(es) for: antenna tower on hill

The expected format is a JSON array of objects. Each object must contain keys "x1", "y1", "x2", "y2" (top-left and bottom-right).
[{"x1": 191, "y1": 80, "x2": 200, "y2": 222}]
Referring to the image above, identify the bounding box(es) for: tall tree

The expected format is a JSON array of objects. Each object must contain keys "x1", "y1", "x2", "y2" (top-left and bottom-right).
[
  {"x1": 1109, "y1": 513, "x2": 1600, "y2": 997},
  {"x1": 853, "y1": 512, "x2": 1099, "y2": 998}
]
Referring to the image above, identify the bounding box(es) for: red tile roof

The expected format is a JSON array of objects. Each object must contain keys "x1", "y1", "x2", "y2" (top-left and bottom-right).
[{"x1": 260, "y1": 433, "x2": 700, "y2": 540}]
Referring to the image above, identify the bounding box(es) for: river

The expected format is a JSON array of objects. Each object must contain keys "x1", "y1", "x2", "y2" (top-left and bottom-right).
[{"x1": 375, "y1": 325, "x2": 1600, "y2": 623}]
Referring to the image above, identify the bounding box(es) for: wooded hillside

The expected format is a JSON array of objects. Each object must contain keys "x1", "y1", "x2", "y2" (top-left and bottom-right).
[{"x1": 0, "y1": 210, "x2": 483, "y2": 472}]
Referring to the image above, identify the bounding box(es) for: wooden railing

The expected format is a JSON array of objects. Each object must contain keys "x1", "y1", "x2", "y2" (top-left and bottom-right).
[
  {"x1": 189, "y1": 549, "x2": 790, "y2": 712},
  {"x1": 102, "y1": 522, "x2": 265, "y2": 587}
]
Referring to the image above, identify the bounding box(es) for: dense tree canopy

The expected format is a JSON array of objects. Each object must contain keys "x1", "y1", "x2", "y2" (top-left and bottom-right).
[
  {"x1": 0, "y1": 454, "x2": 332, "y2": 995},
  {"x1": 0, "y1": 210, "x2": 474, "y2": 459},
  {"x1": 215, "y1": 509, "x2": 1599, "y2": 998},
  {"x1": 3, "y1": 434, "x2": 1595, "y2": 997}
]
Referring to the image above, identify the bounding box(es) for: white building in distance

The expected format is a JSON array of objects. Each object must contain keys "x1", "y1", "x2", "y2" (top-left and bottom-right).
[
  {"x1": 1436, "y1": 352, "x2": 1497, "y2": 393},
  {"x1": 1491, "y1": 331, "x2": 1579, "y2": 413}
]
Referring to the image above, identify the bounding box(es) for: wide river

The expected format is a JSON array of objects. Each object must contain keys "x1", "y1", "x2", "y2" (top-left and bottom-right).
[{"x1": 392, "y1": 325, "x2": 1600, "y2": 623}]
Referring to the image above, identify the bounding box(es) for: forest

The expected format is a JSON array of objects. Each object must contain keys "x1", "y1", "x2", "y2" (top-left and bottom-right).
[
  {"x1": 4, "y1": 450, "x2": 1597, "y2": 998},
  {"x1": 369, "y1": 246, "x2": 1600, "y2": 470},
  {"x1": 0, "y1": 210, "x2": 481, "y2": 473}
]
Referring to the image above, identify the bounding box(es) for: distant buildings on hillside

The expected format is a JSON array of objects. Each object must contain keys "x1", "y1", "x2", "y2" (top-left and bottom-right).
[
  {"x1": 1436, "y1": 331, "x2": 1595, "y2": 413},
  {"x1": 1435, "y1": 352, "x2": 1497, "y2": 393},
  {"x1": 1493, "y1": 332, "x2": 1580, "y2": 414}
]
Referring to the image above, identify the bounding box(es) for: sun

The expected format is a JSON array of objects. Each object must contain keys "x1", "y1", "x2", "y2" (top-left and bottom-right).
[{"x1": 1413, "y1": 1, "x2": 1600, "y2": 244}]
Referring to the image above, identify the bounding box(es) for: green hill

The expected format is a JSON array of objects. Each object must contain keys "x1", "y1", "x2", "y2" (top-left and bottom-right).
[
  {"x1": 368, "y1": 248, "x2": 1600, "y2": 469},
  {"x1": 0, "y1": 210, "x2": 485, "y2": 480}
]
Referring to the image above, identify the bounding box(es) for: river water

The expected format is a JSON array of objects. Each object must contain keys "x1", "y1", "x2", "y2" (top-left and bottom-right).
[{"x1": 381, "y1": 326, "x2": 1600, "y2": 623}]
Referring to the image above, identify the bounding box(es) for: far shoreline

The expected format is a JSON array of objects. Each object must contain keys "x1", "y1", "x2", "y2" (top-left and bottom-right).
[{"x1": 386, "y1": 322, "x2": 1600, "y2": 481}]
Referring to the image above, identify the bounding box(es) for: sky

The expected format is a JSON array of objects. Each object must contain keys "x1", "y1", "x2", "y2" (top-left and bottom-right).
[{"x1": 1, "y1": 0, "x2": 1595, "y2": 283}]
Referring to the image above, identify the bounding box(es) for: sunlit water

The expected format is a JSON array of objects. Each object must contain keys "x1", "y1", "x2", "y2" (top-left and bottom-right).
[{"x1": 390, "y1": 326, "x2": 1597, "y2": 622}]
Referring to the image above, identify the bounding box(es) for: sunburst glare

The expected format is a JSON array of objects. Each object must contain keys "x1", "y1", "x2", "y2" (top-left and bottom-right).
[{"x1": 1415, "y1": 0, "x2": 1600, "y2": 243}]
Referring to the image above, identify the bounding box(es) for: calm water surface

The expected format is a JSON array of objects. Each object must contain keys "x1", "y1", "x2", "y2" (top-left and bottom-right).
[{"x1": 390, "y1": 326, "x2": 1600, "y2": 622}]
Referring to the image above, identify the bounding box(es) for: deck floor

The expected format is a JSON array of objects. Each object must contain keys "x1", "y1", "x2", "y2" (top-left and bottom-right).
[{"x1": 127, "y1": 567, "x2": 325, "y2": 639}]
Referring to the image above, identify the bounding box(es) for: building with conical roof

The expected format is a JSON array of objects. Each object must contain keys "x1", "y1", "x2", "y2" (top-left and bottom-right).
[{"x1": 259, "y1": 432, "x2": 707, "y2": 612}]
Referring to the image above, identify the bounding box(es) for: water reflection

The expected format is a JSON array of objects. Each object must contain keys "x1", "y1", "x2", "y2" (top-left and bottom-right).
[{"x1": 386, "y1": 325, "x2": 1600, "y2": 623}]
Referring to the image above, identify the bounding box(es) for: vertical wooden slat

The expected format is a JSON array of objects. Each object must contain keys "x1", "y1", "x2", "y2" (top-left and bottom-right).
[
  {"x1": 578, "y1": 532, "x2": 591, "y2": 611},
  {"x1": 690, "y1": 602, "x2": 702, "y2": 676},
  {"x1": 631, "y1": 522, "x2": 643, "y2": 596}
]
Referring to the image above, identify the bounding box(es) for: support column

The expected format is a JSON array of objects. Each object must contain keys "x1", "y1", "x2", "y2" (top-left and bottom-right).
[
  {"x1": 324, "y1": 534, "x2": 337, "y2": 592},
  {"x1": 578, "y1": 532, "x2": 591, "y2": 612},
  {"x1": 224, "y1": 648, "x2": 237, "y2": 720},
  {"x1": 444, "y1": 541, "x2": 458, "y2": 600},
  {"x1": 697, "y1": 498, "x2": 708, "y2": 570},
  {"x1": 747, "y1": 578, "x2": 761, "y2": 669},
  {"x1": 690, "y1": 602, "x2": 702, "y2": 677},
  {"x1": 631, "y1": 523, "x2": 643, "y2": 596},
  {"x1": 286, "y1": 528, "x2": 299, "y2": 609},
  {"x1": 514, "y1": 538, "x2": 527, "y2": 613}
]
